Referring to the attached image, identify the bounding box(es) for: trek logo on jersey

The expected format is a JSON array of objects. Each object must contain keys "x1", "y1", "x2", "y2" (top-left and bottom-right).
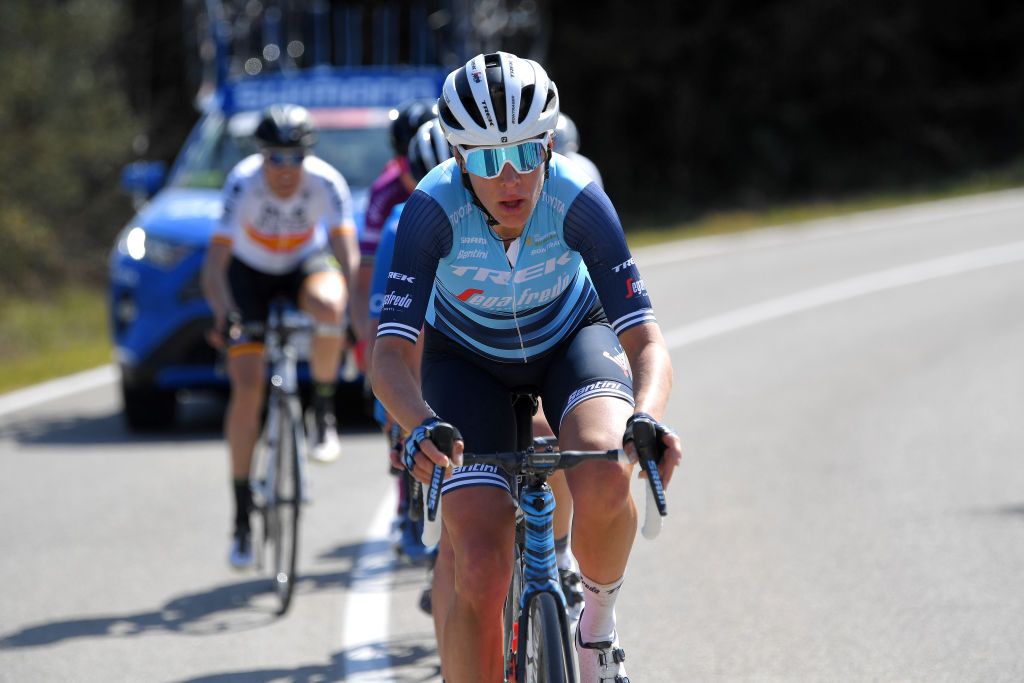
[
  {"x1": 388, "y1": 271, "x2": 415, "y2": 283},
  {"x1": 382, "y1": 291, "x2": 413, "y2": 309},
  {"x1": 612, "y1": 257, "x2": 636, "y2": 273},
  {"x1": 625, "y1": 277, "x2": 647, "y2": 299},
  {"x1": 451, "y1": 252, "x2": 572, "y2": 284}
]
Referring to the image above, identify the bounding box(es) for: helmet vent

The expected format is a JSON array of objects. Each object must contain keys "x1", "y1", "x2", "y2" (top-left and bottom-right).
[
  {"x1": 439, "y1": 104, "x2": 463, "y2": 131},
  {"x1": 519, "y1": 84, "x2": 536, "y2": 124},
  {"x1": 454, "y1": 67, "x2": 486, "y2": 129}
]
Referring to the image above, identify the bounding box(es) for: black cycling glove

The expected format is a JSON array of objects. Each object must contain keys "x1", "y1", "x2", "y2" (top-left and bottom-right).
[{"x1": 622, "y1": 412, "x2": 674, "y2": 461}]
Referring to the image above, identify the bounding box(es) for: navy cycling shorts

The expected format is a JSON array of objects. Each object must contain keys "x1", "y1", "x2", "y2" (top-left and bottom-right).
[
  {"x1": 227, "y1": 252, "x2": 337, "y2": 343},
  {"x1": 421, "y1": 316, "x2": 635, "y2": 497}
]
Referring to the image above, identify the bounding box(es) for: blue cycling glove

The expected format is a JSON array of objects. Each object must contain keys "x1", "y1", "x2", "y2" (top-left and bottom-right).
[
  {"x1": 403, "y1": 417, "x2": 443, "y2": 473},
  {"x1": 403, "y1": 417, "x2": 463, "y2": 473}
]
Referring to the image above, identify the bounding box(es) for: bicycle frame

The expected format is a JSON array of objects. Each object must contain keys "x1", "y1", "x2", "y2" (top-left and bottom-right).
[
  {"x1": 252, "y1": 303, "x2": 311, "y2": 514},
  {"x1": 507, "y1": 394, "x2": 576, "y2": 682},
  {"x1": 248, "y1": 300, "x2": 314, "y2": 614}
]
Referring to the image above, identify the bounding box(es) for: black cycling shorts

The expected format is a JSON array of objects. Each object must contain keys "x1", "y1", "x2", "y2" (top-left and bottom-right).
[
  {"x1": 421, "y1": 313, "x2": 635, "y2": 498},
  {"x1": 227, "y1": 252, "x2": 337, "y2": 344}
]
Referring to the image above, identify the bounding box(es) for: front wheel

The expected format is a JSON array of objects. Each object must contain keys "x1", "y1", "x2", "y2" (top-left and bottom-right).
[
  {"x1": 270, "y1": 398, "x2": 301, "y2": 615},
  {"x1": 518, "y1": 591, "x2": 574, "y2": 683}
]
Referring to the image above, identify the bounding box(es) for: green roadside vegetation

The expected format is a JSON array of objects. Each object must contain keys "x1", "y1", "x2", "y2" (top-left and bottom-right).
[
  {"x1": 2, "y1": 164, "x2": 1022, "y2": 395},
  {"x1": 0, "y1": 288, "x2": 111, "y2": 395}
]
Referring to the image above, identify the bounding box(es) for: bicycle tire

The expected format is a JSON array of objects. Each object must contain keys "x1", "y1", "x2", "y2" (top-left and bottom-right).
[
  {"x1": 504, "y1": 541, "x2": 525, "y2": 682},
  {"x1": 518, "y1": 591, "x2": 574, "y2": 683},
  {"x1": 271, "y1": 397, "x2": 301, "y2": 615}
]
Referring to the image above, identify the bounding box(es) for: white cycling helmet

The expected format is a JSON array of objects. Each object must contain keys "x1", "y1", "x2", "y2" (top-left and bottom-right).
[
  {"x1": 407, "y1": 118, "x2": 453, "y2": 181},
  {"x1": 438, "y1": 51, "x2": 560, "y2": 147},
  {"x1": 553, "y1": 113, "x2": 579, "y2": 155}
]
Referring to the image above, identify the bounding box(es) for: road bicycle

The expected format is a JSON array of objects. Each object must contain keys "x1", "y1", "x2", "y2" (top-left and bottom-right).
[
  {"x1": 421, "y1": 392, "x2": 668, "y2": 683},
  {"x1": 243, "y1": 298, "x2": 319, "y2": 615}
]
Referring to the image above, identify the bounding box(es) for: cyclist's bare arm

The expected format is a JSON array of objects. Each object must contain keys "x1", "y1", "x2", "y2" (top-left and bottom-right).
[
  {"x1": 328, "y1": 224, "x2": 365, "y2": 338},
  {"x1": 371, "y1": 335, "x2": 456, "y2": 479},
  {"x1": 619, "y1": 321, "x2": 682, "y2": 485},
  {"x1": 200, "y1": 240, "x2": 237, "y2": 329}
]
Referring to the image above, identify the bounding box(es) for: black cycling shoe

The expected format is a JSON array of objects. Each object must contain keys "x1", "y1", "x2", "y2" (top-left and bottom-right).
[{"x1": 559, "y1": 567, "x2": 585, "y2": 625}]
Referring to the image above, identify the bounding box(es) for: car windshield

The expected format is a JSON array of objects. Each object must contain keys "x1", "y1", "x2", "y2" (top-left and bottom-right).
[{"x1": 168, "y1": 108, "x2": 393, "y2": 191}]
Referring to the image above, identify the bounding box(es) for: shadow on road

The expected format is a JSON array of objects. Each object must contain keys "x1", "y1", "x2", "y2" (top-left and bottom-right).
[
  {"x1": 0, "y1": 575, "x2": 277, "y2": 649},
  {"x1": 0, "y1": 394, "x2": 224, "y2": 446},
  {"x1": 0, "y1": 540, "x2": 430, "y2": 652},
  {"x1": 170, "y1": 633, "x2": 441, "y2": 682}
]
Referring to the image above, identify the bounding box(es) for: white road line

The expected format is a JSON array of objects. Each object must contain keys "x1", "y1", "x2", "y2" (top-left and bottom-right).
[
  {"x1": 636, "y1": 189, "x2": 1024, "y2": 266},
  {"x1": 340, "y1": 484, "x2": 399, "y2": 681},
  {"x1": 663, "y1": 240, "x2": 1024, "y2": 349},
  {"x1": 0, "y1": 364, "x2": 116, "y2": 418}
]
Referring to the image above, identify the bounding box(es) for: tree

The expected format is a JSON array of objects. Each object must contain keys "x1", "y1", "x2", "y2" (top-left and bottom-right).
[{"x1": 0, "y1": 0, "x2": 137, "y2": 296}]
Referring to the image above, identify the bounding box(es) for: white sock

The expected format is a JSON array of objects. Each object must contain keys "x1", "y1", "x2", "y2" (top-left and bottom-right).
[{"x1": 579, "y1": 573, "x2": 624, "y2": 644}]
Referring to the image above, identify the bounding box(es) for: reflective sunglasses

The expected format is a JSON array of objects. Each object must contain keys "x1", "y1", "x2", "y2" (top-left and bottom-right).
[
  {"x1": 458, "y1": 136, "x2": 549, "y2": 179},
  {"x1": 264, "y1": 150, "x2": 306, "y2": 167}
]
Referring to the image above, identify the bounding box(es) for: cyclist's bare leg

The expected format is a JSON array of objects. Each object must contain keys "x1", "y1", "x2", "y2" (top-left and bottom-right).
[
  {"x1": 226, "y1": 348, "x2": 266, "y2": 478},
  {"x1": 355, "y1": 262, "x2": 374, "y2": 371},
  {"x1": 438, "y1": 485, "x2": 516, "y2": 683},
  {"x1": 560, "y1": 396, "x2": 636, "y2": 585},
  {"x1": 299, "y1": 271, "x2": 347, "y2": 383},
  {"x1": 431, "y1": 528, "x2": 455, "y2": 676}
]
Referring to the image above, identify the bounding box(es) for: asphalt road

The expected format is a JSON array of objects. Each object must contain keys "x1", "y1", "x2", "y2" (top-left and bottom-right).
[{"x1": 2, "y1": 190, "x2": 1023, "y2": 682}]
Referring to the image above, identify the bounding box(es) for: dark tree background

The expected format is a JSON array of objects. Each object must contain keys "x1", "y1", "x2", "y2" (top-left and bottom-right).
[
  {"x1": 547, "y1": 0, "x2": 1024, "y2": 217},
  {"x1": 2, "y1": 0, "x2": 1022, "y2": 297}
]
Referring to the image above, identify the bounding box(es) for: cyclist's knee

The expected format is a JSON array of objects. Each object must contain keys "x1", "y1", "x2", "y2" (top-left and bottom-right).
[
  {"x1": 454, "y1": 541, "x2": 512, "y2": 609},
  {"x1": 228, "y1": 356, "x2": 265, "y2": 396},
  {"x1": 569, "y1": 462, "x2": 632, "y2": 518},
  {"x1": 302, "y1": 274, "x2": 346, "y2": 320}
]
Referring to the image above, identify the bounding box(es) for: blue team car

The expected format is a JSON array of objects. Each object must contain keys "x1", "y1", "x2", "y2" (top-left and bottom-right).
[{"x1": 109, "y1": 67, "x2": 445, "y2": 430}]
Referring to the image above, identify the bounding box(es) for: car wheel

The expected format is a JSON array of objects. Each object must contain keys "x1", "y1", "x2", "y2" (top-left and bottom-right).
[{"x1": 121, "y1": 379, "x2": 178, "y2": 431}]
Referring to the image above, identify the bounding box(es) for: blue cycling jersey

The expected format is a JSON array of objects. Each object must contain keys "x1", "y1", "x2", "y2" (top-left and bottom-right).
[
  {"x1": 368, "y1": 203, "x2": 403, "y2": 321},
  {"x1": 376, "y1": 154, "x2": 655, "y2": 363}
]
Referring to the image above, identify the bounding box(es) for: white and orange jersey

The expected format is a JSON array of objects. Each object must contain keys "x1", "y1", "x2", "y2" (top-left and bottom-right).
[{"x1": 212, "y1": 154, "x2": 355, "y2": 274}]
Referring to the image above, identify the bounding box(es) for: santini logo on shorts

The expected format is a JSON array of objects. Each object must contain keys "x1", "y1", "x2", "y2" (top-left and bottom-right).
[{"x1": 566, "y1": 380, "x2": 626, "y2": 405}]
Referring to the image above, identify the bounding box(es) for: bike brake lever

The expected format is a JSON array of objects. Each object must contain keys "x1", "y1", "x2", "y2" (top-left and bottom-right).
[
  {"x1": 632, "y1": 418, "x2": 668, "y2": 517},
  {"x1": 425, "y1": 423, "x2": 455, "y2": 522}
]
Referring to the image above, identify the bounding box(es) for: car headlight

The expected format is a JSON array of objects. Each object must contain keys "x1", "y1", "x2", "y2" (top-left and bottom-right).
[{"x1": 116, "y1": 226, "x2": 196, "y2": 269}]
